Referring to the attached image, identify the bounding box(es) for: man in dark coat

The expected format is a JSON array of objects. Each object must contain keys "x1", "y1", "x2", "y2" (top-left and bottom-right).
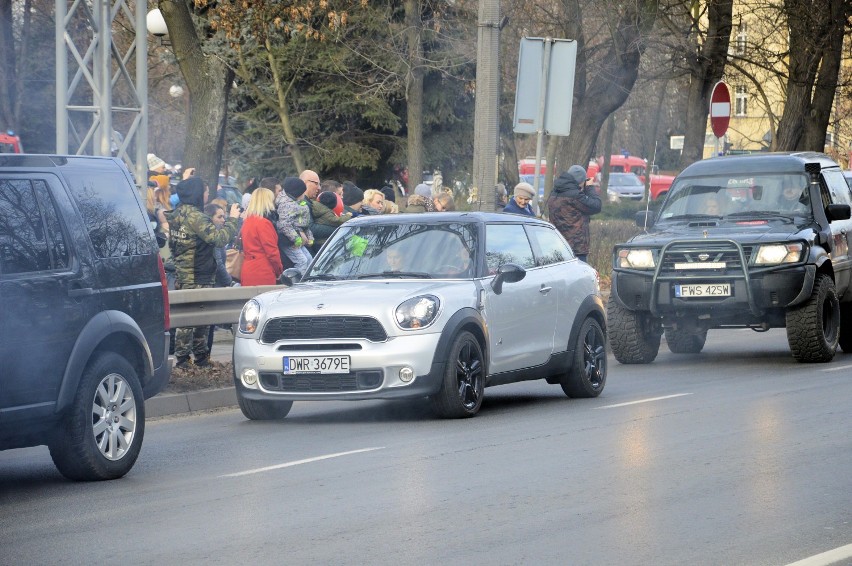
[{"x1": 546, "y1": 165, "x2": 602, "y2": 262}]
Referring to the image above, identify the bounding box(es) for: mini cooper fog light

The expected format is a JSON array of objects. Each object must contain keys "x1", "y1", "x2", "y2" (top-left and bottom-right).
[
  {"x1": 399, "y1": 367, "x2": 414, "y2": 383},
  {"x1": 241, "y1": 368, "x2": 258, "y2": 386}
]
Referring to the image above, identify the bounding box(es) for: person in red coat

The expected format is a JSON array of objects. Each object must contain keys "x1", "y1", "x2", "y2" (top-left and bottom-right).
[{"x1": 240, "y1": 187, "x2": 283, "y2": 286}]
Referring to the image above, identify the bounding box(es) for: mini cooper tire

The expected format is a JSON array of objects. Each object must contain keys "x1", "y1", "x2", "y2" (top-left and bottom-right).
[
  {"x1": 238, "y1": 395, "x2": 294, "y2": 420},
  {"x1": 48, "y1": 352, "x2": 144, "y2": 481},
  {"x1": 560, "y1": 318, "x2": 607, "y2": 398},
  {"x1": 429, "y1": 331, "x2": 484, "y2": 418},
  {"x1": 607, "y1": 299, "x2": 661, "y2": 364},
  {"x1": 664, "y1": 328, "x2": 707, "y2": 354},
  {"x1": 786, "y1": 273, "x2": 839, "y2": 363}
]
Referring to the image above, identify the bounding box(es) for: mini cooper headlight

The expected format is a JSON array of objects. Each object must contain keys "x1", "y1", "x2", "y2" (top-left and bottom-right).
[
  {"x1": 617, "y1": 248, "x2": 656, "y2": 269},
  {"x1": 395, "y1": 295, "x2": 440, "y2": 330},
  {"x1": 239, "y1": 299, "x2": 262, "y2": 334},
  {"x1": 754, "y1": 243, "x2": 804, "y2": 265}
]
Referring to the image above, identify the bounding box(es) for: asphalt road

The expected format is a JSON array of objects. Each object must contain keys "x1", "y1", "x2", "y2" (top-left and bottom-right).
[{"x1": 1, "y1": 329, "x2": 851, "y2": 566}]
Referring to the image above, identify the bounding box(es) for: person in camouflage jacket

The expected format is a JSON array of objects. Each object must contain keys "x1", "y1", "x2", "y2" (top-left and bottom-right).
[
  {"x1": 168, "y1": 176, "x2": 240, "y2": 367},
  {"x1": 546, "y1": 165, "x2": 602, "y2": 262}
]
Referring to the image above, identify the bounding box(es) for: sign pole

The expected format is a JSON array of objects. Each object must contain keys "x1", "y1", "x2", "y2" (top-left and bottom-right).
[{"x1": 532, "y1": 38, "x2": 552, "y2": 213}]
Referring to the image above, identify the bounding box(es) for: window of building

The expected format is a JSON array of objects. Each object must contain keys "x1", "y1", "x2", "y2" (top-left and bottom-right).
[
  {"x1": 735, "y1": 22, "x2": 747, "y2": 55},
  {"x1": 735, "y1": 86, "x2": 748, "y2": 117}
]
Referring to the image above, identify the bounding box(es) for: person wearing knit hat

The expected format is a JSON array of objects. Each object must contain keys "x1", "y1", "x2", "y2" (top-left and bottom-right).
[
  {"x1": 147, "y1": 153, "x2": 166, "y2": 172},
  {"x1": 166, "y1": 175, "x2": 240, "y2": 368},
  {"x1": 274, "y1": 176, "x2": 314, "y2": 275},
  {"x1": 503, "y1": 181, "x2": 535, "y2": 216},
  {"x1": 342, "y1": 182, "x2": 365, "y2": 217},
  {"x1": 546, "y1": 164, "x2": 602, "y2": 262}
]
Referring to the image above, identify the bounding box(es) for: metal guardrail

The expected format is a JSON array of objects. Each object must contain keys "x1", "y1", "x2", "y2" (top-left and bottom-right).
[{"x1": 168, "y1": 285, "x2": 287, "y2": 329}]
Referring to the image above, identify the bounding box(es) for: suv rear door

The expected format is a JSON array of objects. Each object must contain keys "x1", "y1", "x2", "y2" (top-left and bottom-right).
[{"x1": 0, "y1": 175, "x2": 99, "y2": 422}]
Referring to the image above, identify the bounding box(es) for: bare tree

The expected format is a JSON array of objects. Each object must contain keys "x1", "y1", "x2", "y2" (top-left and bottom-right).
[
  {"x1": 775, "y1": 0, "x2": 847, "y2": 151},
  {"x1": 158, "y1": 0, "x2": 233, "y2": 186}
]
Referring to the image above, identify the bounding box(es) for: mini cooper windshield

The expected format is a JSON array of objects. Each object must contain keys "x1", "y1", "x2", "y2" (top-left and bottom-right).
[
  {"x1": 658, "y1": 172, "x2": 813, "y2": 222},
  {"x1": 306, "y1": 222, "x2": 479, "y2": 280}
]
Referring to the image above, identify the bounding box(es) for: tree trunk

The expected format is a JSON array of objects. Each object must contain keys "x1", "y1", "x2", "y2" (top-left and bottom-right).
[
  {"x1": 404, "y1": 0, "x2": 424, "y2": 191},
  {"x1": 559, "y1": 0, "x2": 659, "y2": 169},
  {"x1": 775, "y1": 0, "x2": 844, "y2": 152},
  {"x1": 0, "y1": 0, "x2": 15, "y2": 130},
  {"x1": 678, "y1": 0, "x2": 733, "y2": 168},
  {"x1": 159, "y1": 0, "x2": 232, "y2": 187}
]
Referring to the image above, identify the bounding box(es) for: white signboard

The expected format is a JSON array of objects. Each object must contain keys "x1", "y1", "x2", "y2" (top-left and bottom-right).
[{"x1": 513, "y1": 38, "x2": 577, "y2": 137}]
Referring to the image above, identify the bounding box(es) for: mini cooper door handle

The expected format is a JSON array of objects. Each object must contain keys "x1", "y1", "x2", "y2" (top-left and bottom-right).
[
  {"x1": 539, "y1": 285, "x2": 552, "y2": 294},
  {"x1": 67, "y1": 287, "x2": 94, "y2": 297}
]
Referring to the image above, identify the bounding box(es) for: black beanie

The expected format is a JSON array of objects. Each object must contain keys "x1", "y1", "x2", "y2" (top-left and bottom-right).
[
  {"x1": 380, "y1": 185, "x2": 396, "y2": 203},
  {"x1": 318, "y1": 191, "x2": 338, "y2": 210},
  {"x1": 176, "y1": 176, "x2": 206, "y2": 210},
  {"x1": 283, "y1": 177, "x2": 306, "y2": 200},
  {"x1": 342, "y1": 182, "x2": 364, "y2": 206}
]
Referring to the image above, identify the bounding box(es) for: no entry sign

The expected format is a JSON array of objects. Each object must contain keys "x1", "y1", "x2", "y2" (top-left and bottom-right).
[{"x1": 709, "y1": 81, "x2": 731, "y2": 138}]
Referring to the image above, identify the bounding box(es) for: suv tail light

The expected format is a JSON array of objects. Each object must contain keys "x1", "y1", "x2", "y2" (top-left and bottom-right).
[{"x1": 157, "y1": 255, "x2": 171, "y2": 331}]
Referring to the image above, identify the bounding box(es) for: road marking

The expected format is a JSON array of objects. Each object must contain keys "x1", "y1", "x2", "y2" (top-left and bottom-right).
[
  {"x1": 822, "y1": 364, "x2": 852, "y2": 372},
  {"x1": 220, "y1": 447, "x2": 385, "y2": 478},
  {"x1": 596, "y1": 393, "x2": 693, "y2": 409},
  {"x1": 785, "y1": 543, "x2": 852, "y2": 566}
]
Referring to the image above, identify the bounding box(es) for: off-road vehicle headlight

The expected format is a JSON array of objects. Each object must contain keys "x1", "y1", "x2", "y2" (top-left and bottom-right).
[
  {"x1": 239, "y1": 299, "x2": 262, "y2": 334},
  {"x1": 754, "y1": 243, "x2": 803, "y2": 265},
  {"x1": 617, "y1": 248, "x2": 656, "y2": 269}
]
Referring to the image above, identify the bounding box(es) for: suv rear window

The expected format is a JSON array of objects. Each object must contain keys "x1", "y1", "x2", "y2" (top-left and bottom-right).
[
  {"x1": 63, "y1": 168, "x2": 153, "y2": 258},
  {"x1": 0, "y1": 179, "x2": 69, "y2": 274}
]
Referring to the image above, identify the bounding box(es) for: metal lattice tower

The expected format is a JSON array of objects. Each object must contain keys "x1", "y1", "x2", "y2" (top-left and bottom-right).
[{"x1": 55, "y1": 0, "x2": 148, "y2": 186}]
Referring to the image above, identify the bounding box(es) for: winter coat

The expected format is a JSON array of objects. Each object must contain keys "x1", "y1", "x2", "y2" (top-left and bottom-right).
[
  {"x1": 240, "y1": 215, "x2": 283, "y2": 286},
  {"x1": 309, "y1": 199, "x2": 350, "y2": 253},
  {"x1": 168, "y1": 178, "x2": 238, "y2": 286},
  {"x1": 503, "y1": 199, "x2": 535, "y2": 216},
  {"x1": 275, "y1": 192, "x2": 314, "y2": 245},
  {"x1": 404, "y1": 194, "x2": 435, "y2": 213},
  {"x1": 545, "y1": 171, "x2": 602, "y2": 256}
]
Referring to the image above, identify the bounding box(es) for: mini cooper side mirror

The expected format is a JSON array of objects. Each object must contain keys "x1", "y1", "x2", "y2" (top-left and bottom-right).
[
  {"x1": 491, "y1": 263, "x2": 526, "y2": 295},
  {"x1": 281, "y1": 268, "x2": 302, "y2": 285}
]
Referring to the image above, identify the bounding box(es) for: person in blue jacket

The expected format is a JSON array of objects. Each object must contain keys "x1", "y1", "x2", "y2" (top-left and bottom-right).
[{"x1": 503, "y1": 182, "x2": 536, "y2": 216}]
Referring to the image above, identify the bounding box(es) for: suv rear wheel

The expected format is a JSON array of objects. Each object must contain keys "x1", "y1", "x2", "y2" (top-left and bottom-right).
[
  {"x1": 785, "y1": 274, "x2": 839, "y2": 362},
  {"x1": 607, "y1": 300, "x2": 661, "y2": 364},
  {"x1": 559, "y1": 318, "x2": 607, "y2": 398},
  {"x1": 49, "y1": 352, "x2": 144, "y2": 481},
  {"x1": 664, "y1": 328, "x2": 707, "y2": 354}
]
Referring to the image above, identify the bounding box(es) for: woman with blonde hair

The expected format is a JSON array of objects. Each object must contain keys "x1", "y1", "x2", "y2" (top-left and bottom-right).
[
  {"x1": 146, "y1": 183, "x2": 172, "y2": 244},
  {"x1": 361, "y1": 189, "x2": 385, "y2": 215},
  {"x1": 239, "y1": 187, "x2": 283, "y2": 286}
]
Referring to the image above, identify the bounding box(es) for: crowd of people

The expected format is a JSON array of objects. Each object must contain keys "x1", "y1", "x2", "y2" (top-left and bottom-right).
[{"x1": 144, "y1": 152, "x2": 599, "y2": 368}]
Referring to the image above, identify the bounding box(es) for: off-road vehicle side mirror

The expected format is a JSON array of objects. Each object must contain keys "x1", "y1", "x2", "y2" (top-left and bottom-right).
[
  {"x1": 491, "y1": 263, "x2": 526, "y2": 295},
  {"x1": 826, "y1": 203, "x2": 851, "y2": 221},
  {"x1": 635, "y1": 210, "x2": 654, "y2": 228}
]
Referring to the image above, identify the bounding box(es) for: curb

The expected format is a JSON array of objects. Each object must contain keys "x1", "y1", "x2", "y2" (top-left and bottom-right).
[{"x1": 147, "y1": 387, "x2": 237, "y2": 418}]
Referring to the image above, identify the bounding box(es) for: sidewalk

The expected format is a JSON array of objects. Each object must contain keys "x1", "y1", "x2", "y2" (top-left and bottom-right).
[{"x1": 146, "y1": 329, "x2": 237, "y2": 418}]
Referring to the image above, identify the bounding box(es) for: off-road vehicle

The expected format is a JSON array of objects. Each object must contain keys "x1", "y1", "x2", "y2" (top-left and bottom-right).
[
  {"x1": 609, "y1": 152, "x2": 852, "y2": 364},
  {"x1": 0, "y1": 155, "x2": 171, "y2": 480}
]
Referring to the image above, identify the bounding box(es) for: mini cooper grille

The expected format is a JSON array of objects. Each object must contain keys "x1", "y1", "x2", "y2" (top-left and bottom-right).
[
  {"x1": 260, "y1": 316, "x2": 388, "y2": 343},
  {"x1": 659, "y1": 244, "x2": 754, "y2": 274}
]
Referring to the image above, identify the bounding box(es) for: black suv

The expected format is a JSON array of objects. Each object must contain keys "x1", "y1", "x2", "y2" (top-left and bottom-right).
[
  {"x1": 0, "y1": 155, "x2": 171, "y2": 480},
  {"x1": 609, "y1": 152, "x2": 852, "y2": 364}
]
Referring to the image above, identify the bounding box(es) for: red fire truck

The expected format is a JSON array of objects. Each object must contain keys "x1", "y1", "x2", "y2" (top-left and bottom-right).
[{"x1": 0, "y1": 131, "x2": 23, "y2": 154}]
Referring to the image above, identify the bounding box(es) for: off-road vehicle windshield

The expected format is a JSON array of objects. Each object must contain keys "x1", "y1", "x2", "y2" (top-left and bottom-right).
[{"x1": 658, "y1": 172, "x2": 813, "y2": 221}]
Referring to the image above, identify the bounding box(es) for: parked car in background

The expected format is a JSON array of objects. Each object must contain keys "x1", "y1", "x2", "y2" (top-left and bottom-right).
[
  {"x1": 0, "y1": 154, "x2": 171, "y2": 480},
  {"x1": 587, "y1": 155, "x2": 675, "y2": 200},
  {"x1": 233, "y1": 212, "x2": 607, "y2": 419},
  {"x1": 604, "y1": 172, "x2": 645, "y2": 201},
  {"x1": 609, "y1": 152, "x2": 852, "y2": 365}
]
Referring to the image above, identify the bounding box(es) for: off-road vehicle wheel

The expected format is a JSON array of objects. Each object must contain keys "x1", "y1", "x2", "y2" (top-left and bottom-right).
[
  {"x1": 559, "y1": 318, "x2": 607, "y2": 398},
  {"x1": 429, "y1": 331, "x2": 484, "y2": 418},
  {"x1": 785, "y1": 274, "x2": 839, "y2": 363},
  {"x1": 607, "y1": 299, "x2": 661, "y2": 364},
  {"x1": 237, "y1": 396, "x2": 293, "y2": 420},
  {"x1": 48, "y1": 352, "x2": 144, "y2": 481},
  {"x1": 664, "y1": 328, "x2": 707, "y2": 354}
]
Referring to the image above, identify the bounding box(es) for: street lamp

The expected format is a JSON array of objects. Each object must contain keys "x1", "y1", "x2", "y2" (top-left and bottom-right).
[{"x1": 146, "y1": 9, "x2": 170, "y2": 45}]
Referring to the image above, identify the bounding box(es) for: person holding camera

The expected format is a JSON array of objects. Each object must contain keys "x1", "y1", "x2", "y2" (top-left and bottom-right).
[
  {"x1": 546, "y1": 165, "x2": 602, "y2": 263},
  {"x1": 168, "y1": 176, "x2": 240, "y2": 368}
]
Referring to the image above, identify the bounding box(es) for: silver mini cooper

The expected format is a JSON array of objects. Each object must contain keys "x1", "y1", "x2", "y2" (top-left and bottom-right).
[{"x1": 233, "y1": 211, "x2": 607, "y2": 419}]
